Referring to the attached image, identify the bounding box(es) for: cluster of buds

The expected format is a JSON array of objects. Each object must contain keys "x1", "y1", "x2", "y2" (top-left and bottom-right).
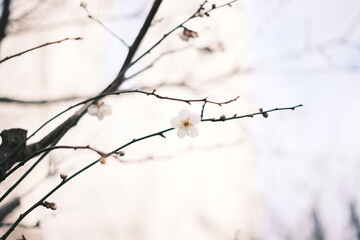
[
  {"x1": 259, "y1": 108, "x2": 269, "y2": 118},
  {"x1": 179, "y1": 28, "x2": 199, "y2": 42},
  {"x1": 42, "y1": 201, "x2": 57, "y2": 210},
  {"x1": 195, "y1": 4, "x2": 216, "y2": 17}
]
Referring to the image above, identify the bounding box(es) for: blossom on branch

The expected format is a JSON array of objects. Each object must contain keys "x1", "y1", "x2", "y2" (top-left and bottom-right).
[
  {"x1": 171, "y1": 109, "x2": 201, "y2": 138},
  {"x1": 87, "y1": 101, "x2": 112, "y2": 120},
  {"x1": 179, "y1": 28, "x2": 199, "y2": 42}
]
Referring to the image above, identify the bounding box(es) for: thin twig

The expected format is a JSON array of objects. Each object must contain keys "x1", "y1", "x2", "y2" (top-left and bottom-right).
[
  {"x1": 200, "y1": 101, "x2": 207, "y2": 120},
  {"x1": 0, "y1": 37, "x2": 82, "y2": 64},
  {"x1": 0, "y1": 96, "x2": 85, "y2": 105},
  {"x1": 80, "y1": 3, "x2": 129, "y2": 48},
  {"x1": 202, "y1": 104, "x2": 303, "y2": 122}
]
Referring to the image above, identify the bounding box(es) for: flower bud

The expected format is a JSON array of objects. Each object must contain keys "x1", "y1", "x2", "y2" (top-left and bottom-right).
[
  {"x1": 80, "y1": 1, "x2": 87, "y2": 8},
  {"x1": 60, "y1": 172, "x2": 68, "y2": 180},
  {"x1": 43, "y1": 201, "x2": 57, "y2": 210},
  {"x1": 99, "y1": 156, "x2": 107, "y2": 164}
]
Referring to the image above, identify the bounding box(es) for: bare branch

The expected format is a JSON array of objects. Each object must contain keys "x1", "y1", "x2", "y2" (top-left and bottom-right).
[
  {"x1": 0, "y1": 96, "x2": 85, "y2": 105},
  {"x1": 80, "y1": 3, "x2": 129, "y2": 48},
  {"x1": 202, "y1": 104, "x2": 303, "y2": 122},
  {"x1": 0, "y1": 37, "x2": 82, "y2": 64}
]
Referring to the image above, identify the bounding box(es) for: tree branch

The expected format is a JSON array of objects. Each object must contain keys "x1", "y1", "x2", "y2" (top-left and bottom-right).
[
  {"x1": 0, "y1": 0, "x2": 11, "y2": 43},
  {"x1": 0, "y1": 95, "x2": 84, "y2": 105},
  {"x1": 80, "y1": 3, "x2": 129, "y2": 48},
  {"x1": 0, "y1": 37, "x2": 82, "y2": 64}
]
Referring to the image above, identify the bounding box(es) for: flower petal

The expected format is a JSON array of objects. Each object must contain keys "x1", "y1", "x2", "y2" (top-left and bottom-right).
[
  {"x1": 87, "y1": 105, "x2": 98, "y2": 116},
  {"x1": 186, "y1": 126, "x2": 199, "y2": 137},
  {"x1": 97, "y1": 112, "x2": 105, "y2": 120},
  {"x1": 102, "y1": 105, "x2": 112, "y2": 115},
  {"x1": 189, "y1": 113, "x2": 201, "y2": 125},
  {"x1": 178, "y1": 109, "x2": 190, "y2": 118},
  {"x1": 171, "y1": 117, "x2": 182, "y2": 128},
  {"x1": 177, "y1": 128, "x2": 186, "y2": 138}
]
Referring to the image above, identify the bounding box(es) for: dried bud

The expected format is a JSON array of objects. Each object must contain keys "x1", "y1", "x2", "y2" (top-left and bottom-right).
[
  {"x1": 118, "y1": 151, "x2": 125, "y2": 157},
  {"x1": 259, "y1": 108, "x2": 264, "y2": 112},
  {"x1": 262, "y1": 112, "x2": 269, "y2": 118},
  {"x1": 179, "y1": 28, "x2": 199, "y2": 41},
  {"x1": 196, "y1": 10, "x2": 205, "y2": 17},
  {"x1": 80, "y1": 1, "x2": 87, "y2": 8},
  {"x1": 184, "y1": 28, "x2": 198, "y2": 38},
  {"x1": 220, "y1": 114, "x2": 226, "y2": 120},
  {"x1": 60, "y1": 172, "x2": 68, "y2": 180},
  {"x1": 99, "y1": 156, "x2": 107, "y2": 164},
  {"x1": 212, "y1": 4, "x2": 216, "y2": 9},
  {"x1": 43, "y1": 201, "x2": 57, "y2": 210}
]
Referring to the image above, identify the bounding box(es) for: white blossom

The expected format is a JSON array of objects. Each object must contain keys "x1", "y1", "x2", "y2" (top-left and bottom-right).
[
  {"x1": 170, "y1": 109, "x2": 201, "y2": 138},
  {"x1": 87, "y1": 101, "x2": 112, "y2": 120}
]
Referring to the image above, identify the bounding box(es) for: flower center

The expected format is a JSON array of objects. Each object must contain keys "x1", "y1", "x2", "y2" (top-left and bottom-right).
[{"x1": 182, "y1": 120, "x2": 191, "y2": 127}]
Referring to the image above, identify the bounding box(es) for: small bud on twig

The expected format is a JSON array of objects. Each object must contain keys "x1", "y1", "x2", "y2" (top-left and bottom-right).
[
  {"x1": 220, "y1": 114, "x2": 226, "y2": 121},
  {"x1": 42, "y1": 201, "x2": 57, "y2": 210},
  {"x1": 99, "y1": 156, "x2": 107, "y2": 164},
  {"x1": 117, "y1": 151, "x2": 125, "y2": 157},
  {"x1": 60, "y1": 172, "x2": 68, "y2": 180},
  {"x1": 80, "y1": 1, "x2": 87, "y2": 8},
  {"x1": 259, "y1": 108, "x2": 268, "y2": 118},
  {"x1": 196, "y1": 10, "x2": 205, "y2": 17}
]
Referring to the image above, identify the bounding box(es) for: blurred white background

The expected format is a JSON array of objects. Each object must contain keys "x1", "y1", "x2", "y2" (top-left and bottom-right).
[{"x1": 0, "y1": 0, "x2": 360, "y2": 239}]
